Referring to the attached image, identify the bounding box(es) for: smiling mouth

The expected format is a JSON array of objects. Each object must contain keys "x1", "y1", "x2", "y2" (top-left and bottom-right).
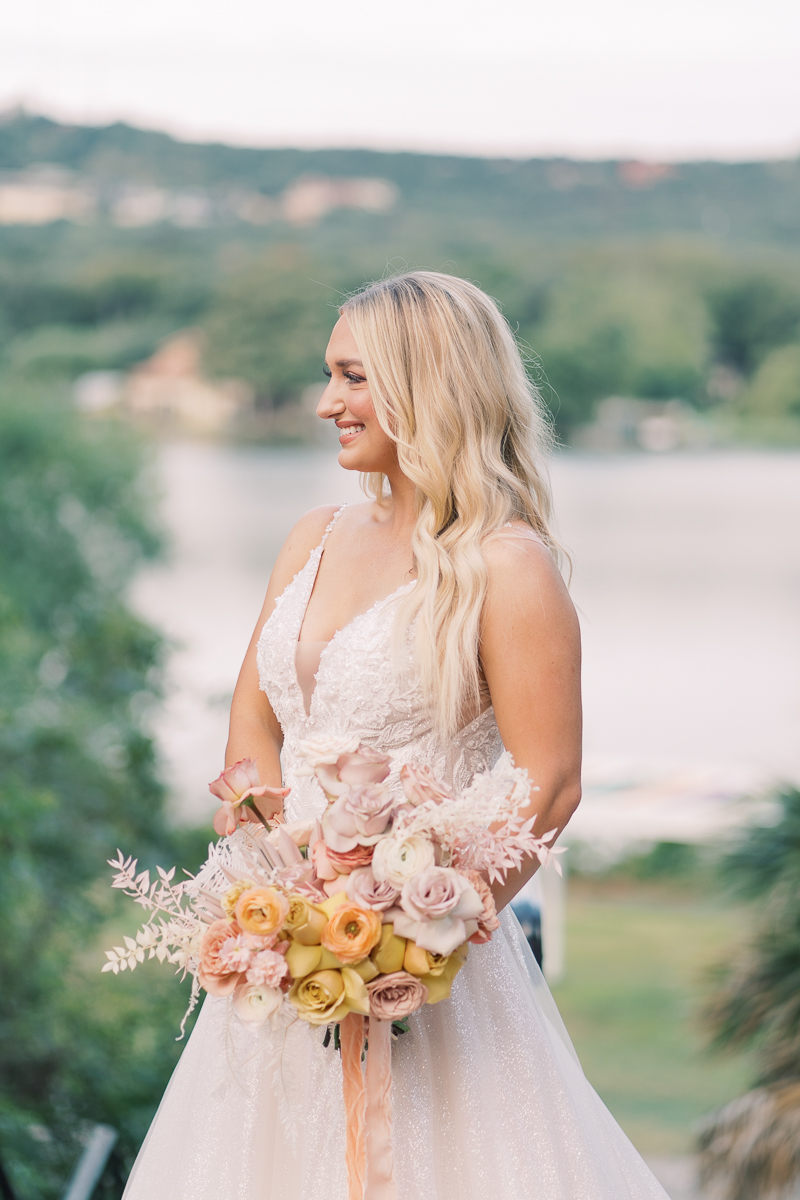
[{"x1": 337, "y1": 423, "x2": 365, "y2": 443}]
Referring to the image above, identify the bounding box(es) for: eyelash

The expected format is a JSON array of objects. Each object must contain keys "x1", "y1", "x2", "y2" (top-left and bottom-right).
[{"x1": 322, "y1": 366, "x2": 366, "y2": 385}]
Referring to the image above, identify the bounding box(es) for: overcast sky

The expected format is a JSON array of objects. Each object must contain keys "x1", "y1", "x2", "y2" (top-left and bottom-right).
[{"x1": 2, "y1": 0, "x2": 799, "y2": 160}]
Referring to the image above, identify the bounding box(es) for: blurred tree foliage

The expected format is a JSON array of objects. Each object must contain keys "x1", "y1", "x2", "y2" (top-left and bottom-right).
[
  {"x1": 0, "y1": 381, "x2": 206, "y2": 1196},
  {"x1": 699, "y1": 788, "x2": 800, "y2": 1200}
]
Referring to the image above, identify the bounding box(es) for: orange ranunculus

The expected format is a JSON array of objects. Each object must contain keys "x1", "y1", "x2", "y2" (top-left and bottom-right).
[
  {"x1": 234, "y1": 888, "x2": 290, "y2": 937},
  {"x1": 321, "y1": 903, "x2": 382, "y2": 965}
]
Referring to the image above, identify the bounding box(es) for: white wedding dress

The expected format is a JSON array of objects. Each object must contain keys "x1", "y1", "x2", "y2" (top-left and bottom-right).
[{"x1": 124, "y1": 507, "x2": 669, "y2": 1200}]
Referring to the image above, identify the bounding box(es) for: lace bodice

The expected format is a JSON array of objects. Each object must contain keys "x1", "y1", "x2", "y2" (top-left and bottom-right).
[{"x1": 256, "y1": 507, "x2": 503, "y2": 823}]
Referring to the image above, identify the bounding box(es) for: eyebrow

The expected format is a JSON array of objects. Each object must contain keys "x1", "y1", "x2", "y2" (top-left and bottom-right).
[{"x1": 334, "y1": 358, "x2": 364, "y2": 369}]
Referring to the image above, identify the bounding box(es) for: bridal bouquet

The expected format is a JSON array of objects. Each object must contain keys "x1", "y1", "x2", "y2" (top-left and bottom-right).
[{"x1": 103, "y1": 740, "x2": 561, "y2": 1198}]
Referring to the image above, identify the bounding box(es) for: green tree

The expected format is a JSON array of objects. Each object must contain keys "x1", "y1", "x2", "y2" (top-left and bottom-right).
[
  {"x1": 203, "y1": 247, "x2": 341, "y2": 406},
  {"x1": 707, "y1": 273, "x2": 800, "y2": 375},
  {"x1": 0, "y1": 381, "x2": 203, "y2": 1197},
  {"x1": 699, "y1": 787, "x2": 800, "y2": 1200}
]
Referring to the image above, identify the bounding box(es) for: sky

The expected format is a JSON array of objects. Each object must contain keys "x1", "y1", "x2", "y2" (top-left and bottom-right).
[{"x1": 2, "y1": 0, "x2": 799, "y2": 160}]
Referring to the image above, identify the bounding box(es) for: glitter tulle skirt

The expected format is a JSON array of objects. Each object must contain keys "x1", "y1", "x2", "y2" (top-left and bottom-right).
[{"x1": 123, "y1": 908, "x2": 668, "y2": 1199}]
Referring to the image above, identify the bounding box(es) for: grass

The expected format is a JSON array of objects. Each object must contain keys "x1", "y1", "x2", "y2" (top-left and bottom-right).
[{"x1": 550, "y1": 875, "x2": 753, "y2": 1155}]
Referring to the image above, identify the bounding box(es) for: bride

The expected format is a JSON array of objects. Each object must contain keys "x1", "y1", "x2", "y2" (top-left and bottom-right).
[{"x1": 124, "y1": 271, "x2": 668, "y2": 1198}]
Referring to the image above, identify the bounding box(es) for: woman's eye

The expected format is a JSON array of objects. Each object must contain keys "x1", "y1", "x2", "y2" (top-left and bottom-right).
[
  {"x1": 345, "y1": 373, "x2": 366, "y2": 385},
  {"x1": 322, "y1": 365, "x2": 332, "y2": 379}
]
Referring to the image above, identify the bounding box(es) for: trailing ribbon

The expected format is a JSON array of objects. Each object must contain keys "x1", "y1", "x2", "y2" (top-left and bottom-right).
[{"x1": 340, "y1": 1013, "x2": 397, "y2": 1200}]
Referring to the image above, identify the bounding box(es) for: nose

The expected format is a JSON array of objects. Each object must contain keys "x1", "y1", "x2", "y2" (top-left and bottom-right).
[{"x1": 316, "y1": 380, "x2": 346, "y2": 421}]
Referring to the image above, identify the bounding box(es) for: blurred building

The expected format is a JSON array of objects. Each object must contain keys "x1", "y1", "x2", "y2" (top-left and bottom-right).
[
  {"x1": 0, "y1": 165, "x2": 96, "y2": 224},
  {"x1": 573, "y1": 396, "x2": 710, "y2": 452},
  {"x1": 123, "y1": 333, "x2": 253, "y2": 433}
]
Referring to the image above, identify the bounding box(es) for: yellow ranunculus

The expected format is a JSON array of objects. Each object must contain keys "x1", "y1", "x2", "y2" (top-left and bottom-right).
[
  {"x1": 285, "y1": 941, "x2": 322, "y2": 979},
  {"x1": 421, "y1": 943, "x2": 469, "y2": 1004},
  {"x1": 370, "y1": 924, "x2": 407, "y2": 974}
]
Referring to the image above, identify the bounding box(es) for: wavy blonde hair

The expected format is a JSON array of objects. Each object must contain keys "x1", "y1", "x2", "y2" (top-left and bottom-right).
[{"x1": 341, "y1": 270, "x2": 557, "y2": 737}]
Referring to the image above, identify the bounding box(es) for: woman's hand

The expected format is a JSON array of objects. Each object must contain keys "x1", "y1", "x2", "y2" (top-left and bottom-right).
[{"x1": 480, "y1": 529, "x2": 582, "y2": 910}]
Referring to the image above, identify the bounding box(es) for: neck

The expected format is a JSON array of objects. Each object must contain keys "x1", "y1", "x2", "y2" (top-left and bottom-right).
[{"x1": 381, "y1": 462, "x2": 418, "y2": 534}]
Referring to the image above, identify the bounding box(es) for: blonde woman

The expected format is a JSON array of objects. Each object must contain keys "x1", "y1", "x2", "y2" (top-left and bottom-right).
[{"x1": 124, "y1": 272, "x2": 668, "y2": 1198}]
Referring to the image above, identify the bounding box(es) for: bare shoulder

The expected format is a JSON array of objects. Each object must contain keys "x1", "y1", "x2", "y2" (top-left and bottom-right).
[
  {"x1": 482, "y1": 524, "x2": 577, "y2": 638},
  {"x1": 266, "y1": 504, "x2": 342, "y2": 600}
]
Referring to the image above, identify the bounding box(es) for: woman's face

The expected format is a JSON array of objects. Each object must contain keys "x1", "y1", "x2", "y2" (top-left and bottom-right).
[{"x1": 318, "y1": 316, "x2": 398, "y2": 475}]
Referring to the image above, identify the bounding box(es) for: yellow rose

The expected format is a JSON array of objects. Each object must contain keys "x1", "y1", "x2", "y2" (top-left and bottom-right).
[
  {"x1": 403, "y1": 941, "x2": 455, "y2": 978},
  {"x1": 321, "y1": 904, "x2": 382, "y2": 965},
  {"x1": 288, "y1": 967, "x2": 369, "y2": 1025},
  {"x1": 221, "y1": 878, "x2": 256, "y2": 920},
  {"x1": 421, "y1": 942, "x2": 469, "y2": 1004},
  {"x1": 370, "y1": 924, "x2": 407, "y2": 974},
  {"x1": 283, "y1": 895, "x2": 328, "y2": 945},
  {"x1": 285, "y1": 941, "x2": 323, "y2": 979},
  {"x1": 234, "y1": 887, "x2": 289, "y2": 937}
]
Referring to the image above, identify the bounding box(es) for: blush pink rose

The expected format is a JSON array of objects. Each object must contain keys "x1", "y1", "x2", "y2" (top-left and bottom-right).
[
  {"x1": 324, "y1": 784, "x2": 397, "y2": 851},
  {"x1": 315, "y1": 744, "x2": 391, "y2": 797},
  {"x1": 367, "y1": 971, "x2": 428, "y2": 1021},
  {"x1": 462, "y1": 870, "x2": 501, "y2": 945},
  {"x1": 198, "y1": 919, "x2": 243, "y2": 996},
  {"x1": 345, "y1": 866, "x2": 400, "y2": 912},
  {"x1": 399, "y1": 763, "x2": 453, "y2": 807},
  {"x1": 393, "y1": 867, "x2": 485, "y2": 957}
]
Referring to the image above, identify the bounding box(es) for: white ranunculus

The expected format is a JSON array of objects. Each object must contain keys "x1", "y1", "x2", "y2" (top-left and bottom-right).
[
  {"x1": 294, "y1": 734, "x2": 361, "y2": 776},
  {"x1": 233, "y1": 982, "x2": 283, "y2": 1027},
  {"x1": 372, "y1": 834, "x2": 435, "y2": 888}
]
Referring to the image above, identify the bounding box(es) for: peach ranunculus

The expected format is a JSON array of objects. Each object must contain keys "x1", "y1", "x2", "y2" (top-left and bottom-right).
[
  {"x1": 314, "y1": 743, "x2": 391, "y2": 798},
  {"x1": 222, "y1": 878, "x2": 256, "y2": 920},
  {"x1": 234, "y1": 887, "x2": 290, "y2": 937},
  {"x1": 321, "y1": 903, "x2": 383, "y2": 965},
  {"x1": 289, "y1": 967, "x2": 370, "y2": 1025},
  {"x1": 372, "y1": 834, "x2": 435, "y2": 888},
  {"x1": 461, "y1": 870, "x2": 501, "y2": 945},
  {"x1": 282, "y1": 895, "x2": 328, "y2": 945},
  {"x1": 209, "y1": 758, "x2": 289, "y2": 836},
  {"x1": 399, "y1": 763, "x2": 453, "y2": 807},
  {"x1": 325, "y1": 843, "x2": 375, "y2": 873},
  {"x1": 345, "y1": 866, "x2": 400, "y2": 912},
  {"x1": 367, "y1": 971, "x2": 428, "y2": 1021},
  {"x1": 323, "y1": 784, "x2": 397, "y2": 851},
  {"x1": 197, "y1": 919, "x2": 242, "y2": 996}
]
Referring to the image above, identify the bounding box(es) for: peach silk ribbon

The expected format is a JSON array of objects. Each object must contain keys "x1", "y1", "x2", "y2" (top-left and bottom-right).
[{"x1": 340, "y1": 1013, "x2": 397, "y2": 1200}]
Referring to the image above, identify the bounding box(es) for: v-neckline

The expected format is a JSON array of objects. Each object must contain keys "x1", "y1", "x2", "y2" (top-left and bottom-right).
[{"x1": 292, "y1": 513, "x2": 416, "y2": 722}]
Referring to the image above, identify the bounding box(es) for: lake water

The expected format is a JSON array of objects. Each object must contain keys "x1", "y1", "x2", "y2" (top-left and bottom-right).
[{"x1": 130, "y1": 443, "x2": 800, "y2": 827}]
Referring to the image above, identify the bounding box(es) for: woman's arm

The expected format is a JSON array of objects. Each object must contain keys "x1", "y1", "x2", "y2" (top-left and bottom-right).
[
  {"x1": 480, "y1": 531, "x2": 582, "y2": 910},
  {"x1": 225, "y1": 505, "x2": 339, "y2": 822}
]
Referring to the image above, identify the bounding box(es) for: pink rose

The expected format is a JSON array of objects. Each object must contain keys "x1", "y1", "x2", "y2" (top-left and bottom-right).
[
  {"x1": 324, "y1": 784, "x2": 397, "y2": 851},
  {"x1": 393, "y1": 867, "x2": 485, "y2": 957},
  {"x1": 245, "y1": 947, "x2": 289, "y2": 988},
  {"x1": 367, "y1": 971, "x2": 428, "y2": 1021},
  {"x1": 274, "y1": 861, "x2": 325, "y2": 899},
  {"x1": 462, "y1": 870, "x2": 500, "y2": 945},
  {"x1": 209, "y1": 758, "x2": 289, "y2": 836},
  {"x1": 399, "y1": 763, "x2": 453, "y2": 807},
  {"x1": 311, "y1": 839, "x2": 340, "y2": 881},
  {"x1": 198, "y1": 919, "x2": 243, "y2": 996},
  {"x1": 345, "y1": 866, "x2": 400, "y2": 912},
  {"x1": 315, "y1": 744, "x2": 391, "y2": 798}
]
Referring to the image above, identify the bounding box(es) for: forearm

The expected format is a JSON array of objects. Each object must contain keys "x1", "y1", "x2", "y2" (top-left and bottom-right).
[
  {"x1": 225, "y1": 711, "x2": 285, "y2": 820},
  {"x1": 490, "y1": 777, "x2": 580, "y2": 912}
]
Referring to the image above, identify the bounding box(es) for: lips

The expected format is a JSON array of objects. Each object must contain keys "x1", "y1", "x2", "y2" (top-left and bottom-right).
[{"x1": 337, "y1": 423, "x2": 365, "y2": 444}]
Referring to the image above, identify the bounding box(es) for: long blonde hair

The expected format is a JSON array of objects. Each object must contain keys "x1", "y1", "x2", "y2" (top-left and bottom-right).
[{"x1": 341, "y1": 271, "x2": 557, "y2": 737}]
